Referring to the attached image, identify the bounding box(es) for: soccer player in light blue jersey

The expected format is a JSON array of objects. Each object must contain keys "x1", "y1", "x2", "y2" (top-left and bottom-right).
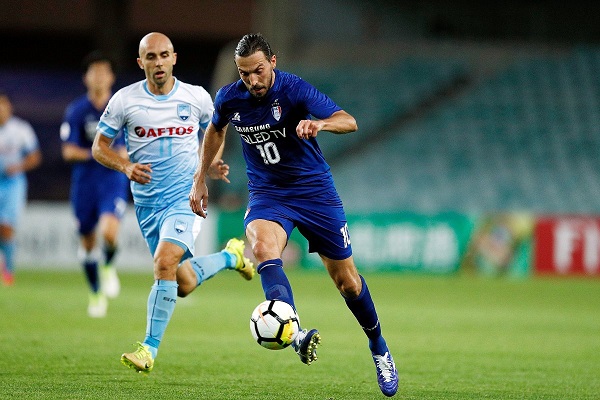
[
  {"x1": 92, "y1": 32, "x2": 255, "y2": 373},
  {"x1": 61, "y1": 51, "x2": 129, "y2": 317},
  {"x1": 190, "y1": 33, "x2": 398, "y2": 397},
  {"x1": 0, "y1": 91, "x2": 42, "y2": 286}
]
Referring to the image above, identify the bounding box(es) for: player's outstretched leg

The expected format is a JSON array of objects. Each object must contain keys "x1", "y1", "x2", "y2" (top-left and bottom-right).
[
  {"x1": 223, "y1": 238, "x2": 255, "y2": 280},
  {"x1": 292, "y1": 328, "x2": 321, "y2": 365},
  {"x1": 121, "y1": 341, "x2": 154, "y2": 373},
  {"x1": 344, "y1": 275, "x2": 398, "y2": 396}
]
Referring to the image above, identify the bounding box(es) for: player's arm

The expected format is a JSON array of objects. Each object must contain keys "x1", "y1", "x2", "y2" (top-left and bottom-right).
[
  {"x1": 204, "y1": 134, "x2": 229, "y2": 182},
  {"x1": 61, "y1": 142, "x2": 93, "y2": 163},
  {"x1": 296, "y1": 110, "x2": 357, "y2": 139},
  {"x1": 189, "y1": 122, "x2": 228, "y2": 218},
  {"x1": 92, "y1": 132, "x2": 151, "y2": 184},
  {"x1": 5, "y1": 149, "x2": 42, "y2": 176}
]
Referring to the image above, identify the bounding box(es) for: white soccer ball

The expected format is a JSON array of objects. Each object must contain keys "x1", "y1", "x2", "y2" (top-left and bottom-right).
[{"x1": 250, "y1": 300, "x2": 300, "y2": 350}]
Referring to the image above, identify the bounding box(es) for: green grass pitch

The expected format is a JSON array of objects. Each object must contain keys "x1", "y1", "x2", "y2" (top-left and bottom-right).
[{"x1": 1, "y1": 268, "x2": 599, "y2": 399}]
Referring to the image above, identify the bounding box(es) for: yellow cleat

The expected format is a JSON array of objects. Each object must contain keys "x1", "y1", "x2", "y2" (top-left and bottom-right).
[
  {"x1": 121, "y1": 342, "x2": 154, "y2": 373},
  {"x1": 224, "y1": 238, "x2": 255, "y2": 281}
]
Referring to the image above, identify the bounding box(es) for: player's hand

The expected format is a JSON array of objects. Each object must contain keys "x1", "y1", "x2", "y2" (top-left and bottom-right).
[
  {"x1": 125, "y1": 163, "x2": 152, "y2": 184},
  {"x1": 189, "y1": 181, "x2": 209, "y2": 218},
  {"x1": 296, "y1": 119, "x2": 323, "y2": 140},
  {"x1": 207, "y1": 159, "x2": 230, "y2": 183}
]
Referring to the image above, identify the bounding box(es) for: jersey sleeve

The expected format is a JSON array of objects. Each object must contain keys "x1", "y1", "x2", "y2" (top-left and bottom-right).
[
  {"x1": 211, "y1": 87, "x2": 229, "y2": 131},
  {"x1": 97, "y1": 90, "x2": 125, "y2": 139},
  {"x1": 293, "y1": 78, "x2": 342, "y2": 119}
]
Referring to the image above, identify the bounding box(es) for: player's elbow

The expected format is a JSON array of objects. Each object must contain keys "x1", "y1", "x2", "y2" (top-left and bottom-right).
[
  {"x1": 349, "y1": 118, "x2": 358, "y2": 132},
  {"x1": 91, "y1": 135, "x2": 103, "y2": 162}
]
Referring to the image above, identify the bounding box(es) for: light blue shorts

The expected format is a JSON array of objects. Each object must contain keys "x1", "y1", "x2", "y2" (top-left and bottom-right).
[
  {"x1": 135, "y1": 199, "x2": 203, "y2": 261},
  {"x1": 0, "y1": 177, "x2": 26, "y2": 227}
]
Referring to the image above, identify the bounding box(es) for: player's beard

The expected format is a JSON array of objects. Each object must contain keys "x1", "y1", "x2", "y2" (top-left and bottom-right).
[
  {"x1": 250, "y1": 74, "x2": 273, "y2": 98},
  {"x1": 152, "y1": 70, "x2": 170, "y2": 88}
]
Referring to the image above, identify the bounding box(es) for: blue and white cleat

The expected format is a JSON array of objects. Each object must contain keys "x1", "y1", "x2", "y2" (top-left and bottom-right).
[
  {"x1": 372, "y1": 351, "x2": 398, "y2": 397},
  {"x1": 292, "y1": 328, "x2": 321, "y2": 365}
]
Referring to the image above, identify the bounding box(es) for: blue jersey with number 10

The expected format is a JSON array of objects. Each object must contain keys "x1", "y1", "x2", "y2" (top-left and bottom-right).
[{"x1": 212, "y1": 70, "x2": 342, "y2": 196}]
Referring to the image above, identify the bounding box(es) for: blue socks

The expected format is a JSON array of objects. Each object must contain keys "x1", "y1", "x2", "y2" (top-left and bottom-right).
[
  {"x1": 143, "y1": 280, "x2": 178, "y2": 359},
  {"x1": 189, "y1": 251, "x2": 234, "y2": 286},
  {"x1": 0, "y1": 240, "x2": 15, "y2": 273},
  {"x1": 80, "y1": 250, "x2": 99, "y2": 293},
  {"x1": 343, "y1": 275, "x2": 388, "y2": 355},
  {"x1": 103, "y1": 244, "x2": 117, "y2": 266},
  {"x1": 257, "y1": 259, "x2": 295, "y2": 309}
]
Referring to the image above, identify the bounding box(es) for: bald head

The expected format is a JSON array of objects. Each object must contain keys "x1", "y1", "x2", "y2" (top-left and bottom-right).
[
  {"x1": 138, "y1": 32, "x2": 174, "y2": 58},
  {"x1": 137, "y1": 32, "x2": 178, "y2": 95}
]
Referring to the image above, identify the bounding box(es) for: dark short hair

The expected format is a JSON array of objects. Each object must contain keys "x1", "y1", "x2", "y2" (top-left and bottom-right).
[
  {"x1": 235, "y1": 33, "x2": 274, "y2": 59},
  {"x1": 81, "y1": 50, "x2": 115, "y2": 74}
]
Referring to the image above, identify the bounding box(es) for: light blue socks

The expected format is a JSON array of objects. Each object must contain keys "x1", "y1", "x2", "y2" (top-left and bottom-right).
[
  {"x1": 143, "y1": 280, "x2": 178, "y2": 359},
  {"x1": 189, "y1": 251, "x2": 235, "y2": 286}
]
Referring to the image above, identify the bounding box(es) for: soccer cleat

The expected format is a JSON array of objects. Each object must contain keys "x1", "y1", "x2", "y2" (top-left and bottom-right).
[
  {"x1": 121, "y1": 342, "x2": 154, "y2": 373},
  {"x1": 292, "y1": 328, "x2": 321, "y2": 365},
  {"x1": 223, "y1": 238, "x2": 255, "y2": 281},
  {"x1": 0, "y1": 260, "x2": 14, "y2": 286},
  {"x1": 100, "y1": 265, "x2": 120, "y2": 299},
  {"x1": 87, "y1": 292, "x2": 107, "y2": 318},
  {"x1": 372, "y1": 351, "x2": 399, "y2": 397}
]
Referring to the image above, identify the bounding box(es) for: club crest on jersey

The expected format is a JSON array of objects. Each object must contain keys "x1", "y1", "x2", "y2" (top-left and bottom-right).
[
  {"x1": 177, "y1": 104, "x2": 191, "y2": 121},
  {"x1": 271, "y1": 101, "x2": 282, "y2": 121}
]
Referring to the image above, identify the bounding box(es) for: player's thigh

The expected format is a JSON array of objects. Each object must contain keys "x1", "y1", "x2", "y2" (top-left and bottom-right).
[
  {"x1": 244, "y1": 201, "x2": 294, "y2": 261},
  {"x1": 154, "y1": 240, "x2": 186, "y2": 280},
  {"x1": 71, "y1": 191, "x2": 98, "y2": 235},
  {"x1": 136, "y1": 201, "x2": 202, "y2": 260},
  {"x1": 245, "y1": 219, "x2": 289, "y2": 261},
  {"x1": 159, "y1": 201, "x2": 203, "y2": 260},
  {"x1": 296, "y1": 195, "x2": 352, "y2": 260},
  {"x1": 97, "y1": 196, "x2": 126, "y2": 241}
]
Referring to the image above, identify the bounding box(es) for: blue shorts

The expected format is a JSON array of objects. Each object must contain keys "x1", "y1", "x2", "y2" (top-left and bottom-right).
[
  {"x1": 135, "y1": 199, "x2": 203, "y2": 260},
  {"x1": 0, "y1": 177, "x2": 26, "y2": 227},
  {"x1": 71, "y1": 178, "x2": 129, "y2": 235},
  {"x1": 244, "y1": 188, "x2": 353, "y2": 260}
]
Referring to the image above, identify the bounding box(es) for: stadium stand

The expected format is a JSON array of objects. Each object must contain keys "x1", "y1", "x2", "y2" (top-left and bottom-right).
[{"x1": 333, "y1": 47, "x2": 600, "y2": 214}]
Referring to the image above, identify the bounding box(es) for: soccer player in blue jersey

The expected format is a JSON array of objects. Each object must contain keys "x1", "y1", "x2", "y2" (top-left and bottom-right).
[
  {"x1": 92, "y1": 32, "x2": 255, "y2": 373},
  {"x1": 61, "y1": 51, "x2": 129, "y2": 317},
  {"x1": 190, "y1": 33, "x2": 399, "y2": 397},
  {"x1": 0, "y1": 91, "x2": 42, "y2": 286}
]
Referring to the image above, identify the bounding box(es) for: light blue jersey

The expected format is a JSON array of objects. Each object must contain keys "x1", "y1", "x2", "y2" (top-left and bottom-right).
[
  {"x1": 0, "y1": 116, "x2": 39, "y2": 225},
  {"x1": 97, "y1": 78, "x2": 214, "y2": 207}
]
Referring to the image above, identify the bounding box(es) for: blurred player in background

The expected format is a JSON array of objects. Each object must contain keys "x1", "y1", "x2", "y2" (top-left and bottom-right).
[
  {"x1": 0, "y1": 91, "x2": 42, "y2": 286},
  {"x1": 92, "y1": 32, "x2": 255, "y2": 373},
  {"x1": 60, "y1": 51, "x2": 129, "y2": 318},
  {"x1": 190, "y1": 33, "x2": 399, "y2": 397}
]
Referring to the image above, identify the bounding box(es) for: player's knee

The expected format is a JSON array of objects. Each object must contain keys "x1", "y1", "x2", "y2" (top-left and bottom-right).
[
  {"x1": 153, "y1": 258, "x2": 178, "y2": 280},
  {"x1": 335, "y1": 274, "x2": 362, "y2": 299},
  {"x1": 250, "y1": 240, "x2": 278, "y2": 261}
]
